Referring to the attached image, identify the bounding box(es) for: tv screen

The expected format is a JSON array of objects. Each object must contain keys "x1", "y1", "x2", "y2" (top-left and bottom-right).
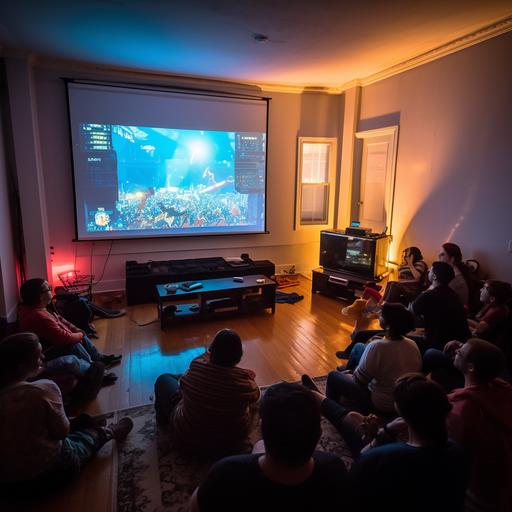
[{"x1": 66, "y1": 82, "x2": 269, "y2": 240}]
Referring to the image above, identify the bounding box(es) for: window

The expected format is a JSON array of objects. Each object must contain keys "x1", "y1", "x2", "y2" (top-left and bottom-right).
[{"x1": 296, "y1": 137, "x2": 337, "y2": 227}]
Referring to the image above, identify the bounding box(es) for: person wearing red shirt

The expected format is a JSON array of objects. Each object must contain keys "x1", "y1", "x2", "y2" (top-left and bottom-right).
[{"x1": 18, "y1": 278, "x2": 121, "y2": 370}]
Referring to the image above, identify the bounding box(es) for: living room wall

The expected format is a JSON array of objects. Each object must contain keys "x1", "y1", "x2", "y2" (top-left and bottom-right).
[
  {"x1": 357, "y1": 31, "x2": 512, "y2": 281},
  {"x1": 31, "y1": 63, "x2": 343, "y2": 291}
]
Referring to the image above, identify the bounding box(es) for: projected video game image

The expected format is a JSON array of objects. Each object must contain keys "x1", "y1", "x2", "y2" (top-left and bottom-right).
[{"x1": 74, "y1": 123, "x2": 266, "y2": 238}]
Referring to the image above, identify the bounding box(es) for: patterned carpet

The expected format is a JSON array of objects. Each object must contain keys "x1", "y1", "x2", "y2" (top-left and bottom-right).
[{"x1": 114, "y1": 376, "x2": 353, "y2": 512}]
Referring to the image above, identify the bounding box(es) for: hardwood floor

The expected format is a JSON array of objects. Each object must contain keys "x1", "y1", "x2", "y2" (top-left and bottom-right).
[{"x1": 5, "y1": 275, "x2": 377, "y2": 512}]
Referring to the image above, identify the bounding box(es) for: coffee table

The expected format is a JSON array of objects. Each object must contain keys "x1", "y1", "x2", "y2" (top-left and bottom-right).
[{"x1": 156, "y1": 274, "x2": 276, "y2": 329}]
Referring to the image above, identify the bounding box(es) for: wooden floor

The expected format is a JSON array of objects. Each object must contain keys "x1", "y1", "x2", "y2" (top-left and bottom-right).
[{"x1": 5, "y1": 275, "x2": 376, "y2": 512}]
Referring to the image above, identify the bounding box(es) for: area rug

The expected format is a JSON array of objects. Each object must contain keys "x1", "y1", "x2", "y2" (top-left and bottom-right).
[{"x1": 114, "y1": 376, "x2": 353, "y2": 512}]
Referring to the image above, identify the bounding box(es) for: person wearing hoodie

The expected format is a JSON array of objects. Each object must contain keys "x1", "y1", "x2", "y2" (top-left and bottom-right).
[{"x1": 447, "y1": 338, "x2": 512, "y2": 512}]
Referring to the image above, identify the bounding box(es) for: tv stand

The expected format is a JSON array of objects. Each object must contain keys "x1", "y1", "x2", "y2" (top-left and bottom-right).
[{"x1": 126, "y1": 257, "x2": 275, "y2": 304}]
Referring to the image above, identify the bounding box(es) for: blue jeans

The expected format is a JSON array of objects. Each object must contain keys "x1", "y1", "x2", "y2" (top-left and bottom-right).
[
  {"x1": 44, "y1": 336, "x2": 102, "y2": 364},
  {"x1": 154, "y1": 374, "x2": 182, "y2": 425},
  {"x1": 343, "y1": 330, "x2": 384, "y2": 357},
  {"x1": 40, "y1": 355, "x2": 90, "y2": 377}
]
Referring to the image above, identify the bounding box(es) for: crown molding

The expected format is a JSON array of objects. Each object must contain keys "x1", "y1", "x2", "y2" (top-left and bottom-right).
[
  {"x1": 256, "y1": 83, "x2": 342, "y2": 94},
  {"x1": 339, "y1": 14, "x2": 512, "y2": 92}
]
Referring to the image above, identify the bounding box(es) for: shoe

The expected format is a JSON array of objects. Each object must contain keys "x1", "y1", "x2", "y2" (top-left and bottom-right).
[
  {"x1": 102, "y1": 372, "x2": 118, "y2": 386},
  {"x1": 336, "y1": 350, "x2": 351, "y2": 359},
  {"x1": 74, "y1": 361, "x2": 105, "y2": 401},
  {"x1": 301, "y1": 374, "x2": 321, "y2": 393},
  {"x1": 108, "y1": 417, "x2": 133, "y2": 441},
  {"x1": 336, "y1": 365, "x2": 347, "y2": 372},
  {"x1": 101, "y1": 354, "x2": 122, "y2": 367}
]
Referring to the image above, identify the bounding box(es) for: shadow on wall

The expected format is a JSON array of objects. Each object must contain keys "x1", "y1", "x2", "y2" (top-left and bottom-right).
[{"x1": 357, "y1": 112, "x2": 401, "y2": 133}]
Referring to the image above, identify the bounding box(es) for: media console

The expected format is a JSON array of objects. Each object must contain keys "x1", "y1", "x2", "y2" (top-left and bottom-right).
[{"x1": 126, "y1": 257, "x2": 275, "y2": 304}]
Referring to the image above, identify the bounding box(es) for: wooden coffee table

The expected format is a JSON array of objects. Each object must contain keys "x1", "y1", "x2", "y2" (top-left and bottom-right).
[{"x1": 156, "y1": 274, "x2": 276, "y2": 329}]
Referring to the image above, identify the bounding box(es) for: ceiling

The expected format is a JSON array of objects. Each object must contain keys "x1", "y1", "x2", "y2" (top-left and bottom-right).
[{"x1": 0, "y1": 0, "x2": 511, "y2": 88}]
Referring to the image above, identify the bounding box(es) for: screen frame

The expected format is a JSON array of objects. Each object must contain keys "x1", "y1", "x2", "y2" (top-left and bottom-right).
[{"x1": 64, "y1": 78, "x2": 271, "y2": 241}]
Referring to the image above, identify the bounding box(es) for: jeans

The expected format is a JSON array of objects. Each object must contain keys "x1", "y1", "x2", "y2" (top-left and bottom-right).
[
  {"x1": 44, "y1": 336, "x2": 102, "y2": 364},
  {"x1": 40, "y1": 355, "x2": 90, "y2": 377},
  {"x1": 154, "y1": 374, "x2": 182, "y2": 424},
  {"x1": 343, "y1": 330, "x2": 384, "y2": 357},
  {"x1": 321, "y1": 398, "x2": 366, "y2": 456},
  {"x1": 326, "y1": 368, "x2": 373, "y2": 416},
  {"x1": 423, "y1": 349, "x2": 464, "y2": 391}
]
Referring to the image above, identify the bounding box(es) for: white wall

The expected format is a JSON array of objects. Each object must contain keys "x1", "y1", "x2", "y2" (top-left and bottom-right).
[
  {"x1": 357, "y1": 31, "x2": 512, "y2": 281},
  {"x1": 30, "y1": 64, "x2": 342, "y2": 291}
]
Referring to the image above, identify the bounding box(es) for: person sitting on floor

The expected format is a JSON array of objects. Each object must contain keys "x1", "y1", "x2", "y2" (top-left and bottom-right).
[
  {"x1": 319, "y1": 303, "x2": 422, "y2": 416},
  {"x1": 18, "y1": 278, "x2": 121, "y2": 381},
  {"x1": 467, "y1": 280, "x2": 511, "y2": 342},
  {"x1": 0, "y1": 332, "x2": 133, "y2": 490},
  {"x1": 410, "y1": 261, "x2": 471, "y2": 352},
  {"x1": 154, "y1": 329, "x2": 260, "y2": 456},
  {"x1": 349, "y1": 374, "x2": 466, "y2": 512},
  {"x1": 438, "y1": 242, "x2": 470, "y2": 307},
  {"x1": 188, "y1": 382, "x2": 349, "y2": 512},
  {"x1": 446, "y1": 338, "x2": 512, "y2": 512}
]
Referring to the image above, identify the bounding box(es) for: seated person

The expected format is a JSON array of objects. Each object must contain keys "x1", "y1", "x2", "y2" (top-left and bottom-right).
[
  {"x1": 438, "y1": 242, "x2": 470, "y2": 306},
  {"x1": 188, "y1": 382, "x2": 349, "y2": 512},
  {"x1": 154, "y1": 329, "x2": 260, "y2": 456},
  {"x1": 410, "y1": 261, "x2": 471, "y2": 352},
  {"x1": 0, "y1": 332, "x2": 133, "y2": 488},
  {"x1": 381, "y1": 246, "x2": 429, "y2": 305},
  {"x1": 313, "y1": 303, "x2": 421, "y2": 416},
  {"x1": 18, "y1": 278, "x2": 121, "y2": 370},
  {"x1": 447, "y1": 339, "x2": 512, "y2": 512},
  {"x1": 349, "y1": 374, "x2": 466, "y2": 512},
  {"x1": 467, "y1": 280, "x2": 511, "y2": 342}
]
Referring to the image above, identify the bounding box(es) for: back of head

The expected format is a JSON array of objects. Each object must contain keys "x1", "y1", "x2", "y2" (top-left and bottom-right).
[
  {"x1": 442, "y1": 243, "x2": 463, "y2": 265},
  {"x1": 20, "y1": 278, "x2": 46, "y2": 306},
  {"x1": 381, "y1": 303, "x2": 415, "y2": 337},
  {"x1": 209, "y1": 329, "x2": 243, "y2": 367},
  {"x1": 394, "y1": 373, "x2": 451, "y2": 446},
  {"x1": 407, "y1": 246, "x2": 423, "y2": 264},
  {"x1": 260, "y1": 382, "x2": 321, "y2": 466},
  {"x1": 465, "y1": 338, "x2": 505, "y2": 384},
  {"x1": 432, "y1": 261, "x2": 455, "y2": 286},
  {"x1": 485, "y1": 280, "x2": 512, "y2": 305},
  {"x1": 0, "y1": 332, "x2": 40, "y2": 388}
]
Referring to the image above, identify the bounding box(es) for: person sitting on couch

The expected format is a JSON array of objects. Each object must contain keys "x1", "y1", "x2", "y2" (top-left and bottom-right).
[
  {"x1": 189, "y1": 382, "x2": 349, "y2": 512},
  {"x1": 154, "y1": 329, "x2": 260, "y2": 456},
  {"x1": 18, "y1": 278, "x2": 121, "y2": 376},
  {"x1": 0, "y1": 332, "x2": 133, "y2": 489}
]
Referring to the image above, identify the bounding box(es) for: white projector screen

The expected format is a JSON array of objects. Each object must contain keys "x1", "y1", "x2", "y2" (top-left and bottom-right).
[{"x1": 66, "y1": 82, "x2": 269, "y2": 240}]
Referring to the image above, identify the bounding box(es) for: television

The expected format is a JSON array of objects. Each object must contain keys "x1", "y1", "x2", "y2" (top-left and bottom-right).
[{"x1": 319, "y1": 230, "x2": 390, "y2": 280}]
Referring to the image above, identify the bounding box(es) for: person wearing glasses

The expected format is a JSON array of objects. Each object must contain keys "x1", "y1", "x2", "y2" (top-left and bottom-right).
[{"x1": 18, "y1": 278, "x2": 122, "y2": 374}]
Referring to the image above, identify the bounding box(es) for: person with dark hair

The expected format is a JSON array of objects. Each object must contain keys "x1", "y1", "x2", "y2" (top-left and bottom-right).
[
  {"x1": 154, "y1": 329, "x2": 260, "y2": 456},
  {"x1": 410, "y1": 261, "x2": 471, "y2": 352},
  {"x1": 0, "y1": 332, "x2": 133, "y2": 487},
  {"x1": 350, "y1": 374, "x2": 466, "y2": 512},
  {"x1": 467, "y1": 280, "x2": 511, "y2": 342},
  {"x1": 18, "y1": 279, "x2": 121, "y2": 381},
  {"x1": 439, "y1": 242, "x2": 470, "y2": 306},
  {"x1": 446, "y1": 339, "x2": 512, "y2": 512},
  {"x1": 188, "y1": 382, "x2": 348, "y2": 512},
  {"x1": 317, "y1": 303, "x2": 421, "y2": 415}
]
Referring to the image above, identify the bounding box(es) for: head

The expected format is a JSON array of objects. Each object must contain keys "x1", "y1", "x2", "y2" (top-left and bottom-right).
[
  {"x1": 379, "y1": 303, "x2": 415, "y2": 338},
  {"x1": 0, "y1": 332, "x2": 44, "y2": 388},
  {"x1": 394, "y1": 373, "x2": 451, "y2": 446},
  {"x1": 403, "y1": 246, "x2": 423, "y2": 264},
  {"x1": 480, "y1": 280, "x2": 512, "y2": 305},
  {"x1": 260, "y1": 382, "x2": 321, "y2": 466},
  {"x1": 209, "y1": 329, "x2": 243, "y2": 367},
  {"x1": 439, "y1": 243, "x2": 463, "y2": 268},
  {"x1": 454, "y1": 338, "x2": 506, "y2": 384},
  {"x1": 429, "y1": 261, "x2": 455, "y2": 286},
  {"x1": 20, "y1": 278, "x2": 53, "y2": 307}
]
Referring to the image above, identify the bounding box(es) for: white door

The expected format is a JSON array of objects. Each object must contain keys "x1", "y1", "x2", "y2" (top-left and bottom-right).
[{"x1": 355, "y1": 126, "x2": 399, "y2": 234}]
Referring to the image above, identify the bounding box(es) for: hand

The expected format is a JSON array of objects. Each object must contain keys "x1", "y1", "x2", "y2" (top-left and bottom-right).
[{"x1": 405, "y1": 254, "x2": 414, "y2": 266}]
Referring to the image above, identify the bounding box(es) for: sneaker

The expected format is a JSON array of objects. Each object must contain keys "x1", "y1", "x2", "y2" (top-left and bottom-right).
[
  {"x1": 301, "y1": 374, "x2": 321, "y2": 394},
  {"x1": 335, "y1": 350, "x2": 351, "y2": 360},
  {"x1": 102, "y1": 372, "x2": 118, "y2": 386},
  {"x1": 108, "y1": 417, "x2": 133, "y2": 441},
  {"x1": 101, "y1": 354, "x2": 122, "y2": 368}
]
